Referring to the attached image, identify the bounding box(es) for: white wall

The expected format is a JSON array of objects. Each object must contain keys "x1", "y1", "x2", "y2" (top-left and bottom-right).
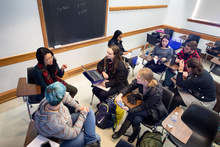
[
  {"x1": 0, "y1": 0, "x2": 169, "y2": 93},
  {"x1": 165, "y1": 0, "x2": 220, "y2": 53}
]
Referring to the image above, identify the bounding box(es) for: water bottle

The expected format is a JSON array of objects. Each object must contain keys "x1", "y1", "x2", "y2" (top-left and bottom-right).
[
  {"x1": 146, "y1": 46, "x2": 150, "y2": 56},
  {"x1": 168, "y1": 112, "x2": 178, "y2": 128}
]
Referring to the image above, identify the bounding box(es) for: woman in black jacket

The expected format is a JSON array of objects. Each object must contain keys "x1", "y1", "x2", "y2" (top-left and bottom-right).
[
  {"x1": 112, "y1": 68, "x2": 167, "y2": 143},
  {"x1": 169, "y1": 57, "x2": 216, "y2": 113},
  {"x1": 92, "y1": 45, "x2": 129, "y2": 102},
  {"x1": 108, "y1": 30, "x2": 128, "y2": 55}
]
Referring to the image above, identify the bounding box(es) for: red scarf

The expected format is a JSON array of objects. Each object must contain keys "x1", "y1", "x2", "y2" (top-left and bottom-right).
[{"x1": 37, "y1": 62, "x2": 66, "y2": 86}]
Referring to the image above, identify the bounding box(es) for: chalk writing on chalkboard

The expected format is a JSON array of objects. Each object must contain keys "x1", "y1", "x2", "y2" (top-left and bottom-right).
[{"x1": 40, "y1": 0, "x2": 107, "y2": 47}]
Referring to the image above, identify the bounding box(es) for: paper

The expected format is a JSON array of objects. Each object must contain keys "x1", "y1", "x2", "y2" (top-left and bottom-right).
[
  {"x1": 93, "y1": 83, "x2": 110, "y2": 91},
  {"x1": 27, "y1": 135, "x2": 60, "y2": 147}
]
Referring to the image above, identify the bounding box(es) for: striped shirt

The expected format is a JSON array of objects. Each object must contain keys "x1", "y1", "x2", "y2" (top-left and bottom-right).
[{"x1": 35, "y1": 93, "x2": 88, "y2": 140}]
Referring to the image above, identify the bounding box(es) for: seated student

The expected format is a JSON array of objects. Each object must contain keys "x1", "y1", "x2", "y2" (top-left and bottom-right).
[
  {"x1": 144, "y1": 35, "x2": 173, "y2": 72},
  {"x1": 112, "y1": 68, "x2": 167, "y2": 143},
  {"x1": 35, "y1": 82, "x2": 101, "y2": 147},
  {"x1": 108, "y1": 30, "x2": 129, "y2": 56},
  {"x1": 33, "y1": 47, "x2": 78, "y2": 99},
  {"x1": 92, "y1": 45, "x2": 129, "y2": 102},
  {"x1": 163, "y1": 41, "x2": 201, "y2": 89},
  {"x1": 108, "y1": 30, "x2": 137, "y2": 67},
  {"x1": 169, "y1": 58, "x2": 216, "y2": 113}
]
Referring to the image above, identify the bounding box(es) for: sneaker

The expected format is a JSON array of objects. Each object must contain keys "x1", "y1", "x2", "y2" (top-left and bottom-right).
[{"x1": 85, "y1": 140, "x2": 100, "y2": 147}]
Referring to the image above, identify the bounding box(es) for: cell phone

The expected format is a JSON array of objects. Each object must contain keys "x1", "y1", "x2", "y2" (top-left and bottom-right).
[
  {"x1": 41, "y1": 141, "x2": 51, "y2": 147},
  {"x1": 117, "y1": 102, "x2": 124, "y2": 107}
]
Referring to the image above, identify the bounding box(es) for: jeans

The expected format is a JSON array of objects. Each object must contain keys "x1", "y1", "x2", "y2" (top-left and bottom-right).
[
  {"x1": 61, "y1": 108, "x2": 100, "y2": 147},
  {"x1": 163, "y1": 68, "x2": 175, "y2": 87},
  {"x1": 127, "y1": 110, "x2": 150, "y2": 127}
]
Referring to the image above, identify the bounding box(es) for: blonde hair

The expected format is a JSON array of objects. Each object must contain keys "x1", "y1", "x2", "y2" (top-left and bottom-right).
[{"x1": 139, "y1": 68, "x2": 157, "y2": 87}]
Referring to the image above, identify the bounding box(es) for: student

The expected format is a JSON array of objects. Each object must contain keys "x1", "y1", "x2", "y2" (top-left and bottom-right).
[
  {"x1": 108, "y1": 30, "x2": 129, "y2": 55},
  {"x1": 33, "y1": 47, "x2": 78, "y2": 99},
  {"x1": 112, "y1": 68, "x2": 167, "y2": 143},
  {"x1": 144, "y1": 35, "x2": 173, "y2": 72},
  {"x1": 169, "y1": 58, "x2": 216, "y2": 113},
  {"x1": 163, "y1": 41, "x2": 201, "y2": 88},
  {"x1": 35, "y1": 82, "x2": 101, "y2": 147},
  {"x1": 92, "y1": 45, "x2": 129, "y2": 102}
]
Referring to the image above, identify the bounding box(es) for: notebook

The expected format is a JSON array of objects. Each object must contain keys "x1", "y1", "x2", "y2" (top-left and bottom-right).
[
  {"x1": 81, "y1": 65, "x2": 104, "y2": 84},
  {"x1": 122, "y1": 48, "x2": 141, "y2": 59}
]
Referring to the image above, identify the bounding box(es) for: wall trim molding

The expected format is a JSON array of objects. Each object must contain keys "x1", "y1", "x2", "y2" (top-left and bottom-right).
[
  {"x1": 0, "y1": 25, "x2": 161, "y2": 68},
  {"x1": 109, "y1": 5, "x2": 168, "y2": 11}
]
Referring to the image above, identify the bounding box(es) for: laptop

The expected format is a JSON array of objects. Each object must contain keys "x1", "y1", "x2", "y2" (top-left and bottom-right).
[
  {"x1": 122, "y1": 48, "x2": 141, "y2": 59},
  {"x1": 81, "y1": 65, "x2": 104, "y2": 83}
]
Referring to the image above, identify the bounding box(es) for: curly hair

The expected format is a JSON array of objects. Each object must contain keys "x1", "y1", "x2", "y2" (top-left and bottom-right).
[{"x1": 187, "y1": 57, "x2": 203, "y2": 76}]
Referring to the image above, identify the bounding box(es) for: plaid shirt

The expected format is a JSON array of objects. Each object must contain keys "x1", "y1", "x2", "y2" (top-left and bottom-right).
[{"x1": 177, "y1": 50, "x2": 201, "y2": 71}]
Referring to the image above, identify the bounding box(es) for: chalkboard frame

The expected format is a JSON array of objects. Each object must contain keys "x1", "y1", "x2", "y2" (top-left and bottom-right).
[{"x1": 37, "y1": 0, "x2": 109, "y2": 48}]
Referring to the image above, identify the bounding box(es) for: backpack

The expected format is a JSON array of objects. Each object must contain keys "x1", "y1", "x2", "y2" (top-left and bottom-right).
[
  {"x1": 207, "y1": 47, "x2": 220, "y2": 56},
  {"x1": 95, "y1": 98, "x2": 116, "y2": 129},
  {"x1": 136, "y1": 130, "x2": 162, "y2": 147}
]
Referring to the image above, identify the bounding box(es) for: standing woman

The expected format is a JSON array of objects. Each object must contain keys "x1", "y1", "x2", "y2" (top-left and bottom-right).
[
  {"x1": 144, "y1": 35, "x2": 173, "y2": 72},
  {"x1": 33, "y1": 47, "x2": 78, "y2": 99},
  {"x1": 108, "y1": 30, "x2": 129, "y2": 55},
  {"x1": 92, "y1": 45, "x2": 129, "y2": 102},
  {"x1": 112, "y1": 68, "x2": 167, "y2": 143}
]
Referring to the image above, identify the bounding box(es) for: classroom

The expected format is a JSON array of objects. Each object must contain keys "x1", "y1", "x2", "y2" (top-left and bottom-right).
[{"x1": 1, "y1": 0, "x2": 220, "y2": 146}]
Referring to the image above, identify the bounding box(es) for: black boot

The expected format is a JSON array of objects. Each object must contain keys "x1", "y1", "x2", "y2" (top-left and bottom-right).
[
  {"x1": 112, "y1": 119, "x2": 131, "y2": 139},
  {"x1": 128, "y1": 126, "x2": 141, "y2": 143}
]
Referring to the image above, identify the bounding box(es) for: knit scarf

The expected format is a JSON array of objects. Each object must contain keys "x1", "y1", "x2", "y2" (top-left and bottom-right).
[{"x1": 37, "y1": 62, "x2": 66, "y2": 86}]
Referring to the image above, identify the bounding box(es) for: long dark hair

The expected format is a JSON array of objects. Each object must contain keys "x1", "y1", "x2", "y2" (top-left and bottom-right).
[
  {"x1": 159, "y1": 34, "x2": 170, "y2": 48},
  {"x1": 104, "y1": 45, "x2": 122, "y2": 74},
  {"x1": 36, "y1": 47, "x2": 57, "y2": 74},
  {"x1": 112, "y1": 30, "x2": 122, "y2": 40}
]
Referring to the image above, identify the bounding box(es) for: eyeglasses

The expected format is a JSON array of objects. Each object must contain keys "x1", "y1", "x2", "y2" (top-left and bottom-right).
[{"x1": 44, "y1": 56, "x2": 53, "y2": 62}]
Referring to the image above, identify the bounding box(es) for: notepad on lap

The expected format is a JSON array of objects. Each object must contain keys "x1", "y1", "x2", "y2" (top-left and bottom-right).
[
  {"x1": 26, "y1": 135, "x2": 59, "y2": 147},
  {"x1": 122, "y1": 48, "x2": 141, "y2": 59}
]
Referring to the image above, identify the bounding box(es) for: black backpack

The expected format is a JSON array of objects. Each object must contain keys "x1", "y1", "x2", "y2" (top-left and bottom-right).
[
  {"x1": 95, "y1": 98, "x2": 116, "y2": 130},
  {"x1": 136, "y1": 130, "x2": 163, "y2": 147}
]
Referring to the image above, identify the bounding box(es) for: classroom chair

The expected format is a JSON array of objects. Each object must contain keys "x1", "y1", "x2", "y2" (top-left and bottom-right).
[
  {"x1": 168, "y1": 103, "x2": 220, "y2": 147},
  {"x1": 164, "y1": 28, "x2": 174, "y2": 40},
  {"x1": 24, "y1": 67, "x2": 43, "y2": 120},
  {"x1": 182, "y1": 34, "x2": 201, "y2": 47},
  {"x1": 140, "y1": 87, "x2": 174, "y2": 132},
  {"x1": 204, "y1": 40, "x2": 220, "y2": 61}
]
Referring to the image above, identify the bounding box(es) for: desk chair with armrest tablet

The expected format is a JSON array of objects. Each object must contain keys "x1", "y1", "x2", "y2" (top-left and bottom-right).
[
  {"x1": 168, "y1": 103, "x2": 220, "y2": 147},
  {"x1": 140, "y1": 87, "x2": 174, "y2": 133},
  {"x1": 181, "y1": 34, "x2": 200, "y2": 47},
  {"x1": 204, "y1": 41, "x2": 220, "y2": 61},
  {"x1": 164, "y1": 28, "x2": 174, "y2": 40},
  {"x1": 26, "y1": 67, "x2": 44, "y2": 120}
]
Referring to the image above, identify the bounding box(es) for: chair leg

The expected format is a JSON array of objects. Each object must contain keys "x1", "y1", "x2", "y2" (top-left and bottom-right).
[
  {"x1": 90, "y1": 93, "x2": 94, "y2": 105},
  {"x1": 24, "y1": 96, "x2": 32, "y2": 121}
]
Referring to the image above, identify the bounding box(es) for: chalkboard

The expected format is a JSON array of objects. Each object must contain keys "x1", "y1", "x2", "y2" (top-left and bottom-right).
[{"x1": 40, "y1": 0, "x2": 107, "y2": 47}]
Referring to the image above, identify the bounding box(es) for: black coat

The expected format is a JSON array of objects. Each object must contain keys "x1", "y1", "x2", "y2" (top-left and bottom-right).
[
  {"x1": 97, "y1": 58, "x2": 129, "y2": 92},
  {"x1": 121, "y1": 79, "x2": 167, "y2": 122},
  {"x1": 108, "y1": 38, "x2": 126, "y2": 55}
]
